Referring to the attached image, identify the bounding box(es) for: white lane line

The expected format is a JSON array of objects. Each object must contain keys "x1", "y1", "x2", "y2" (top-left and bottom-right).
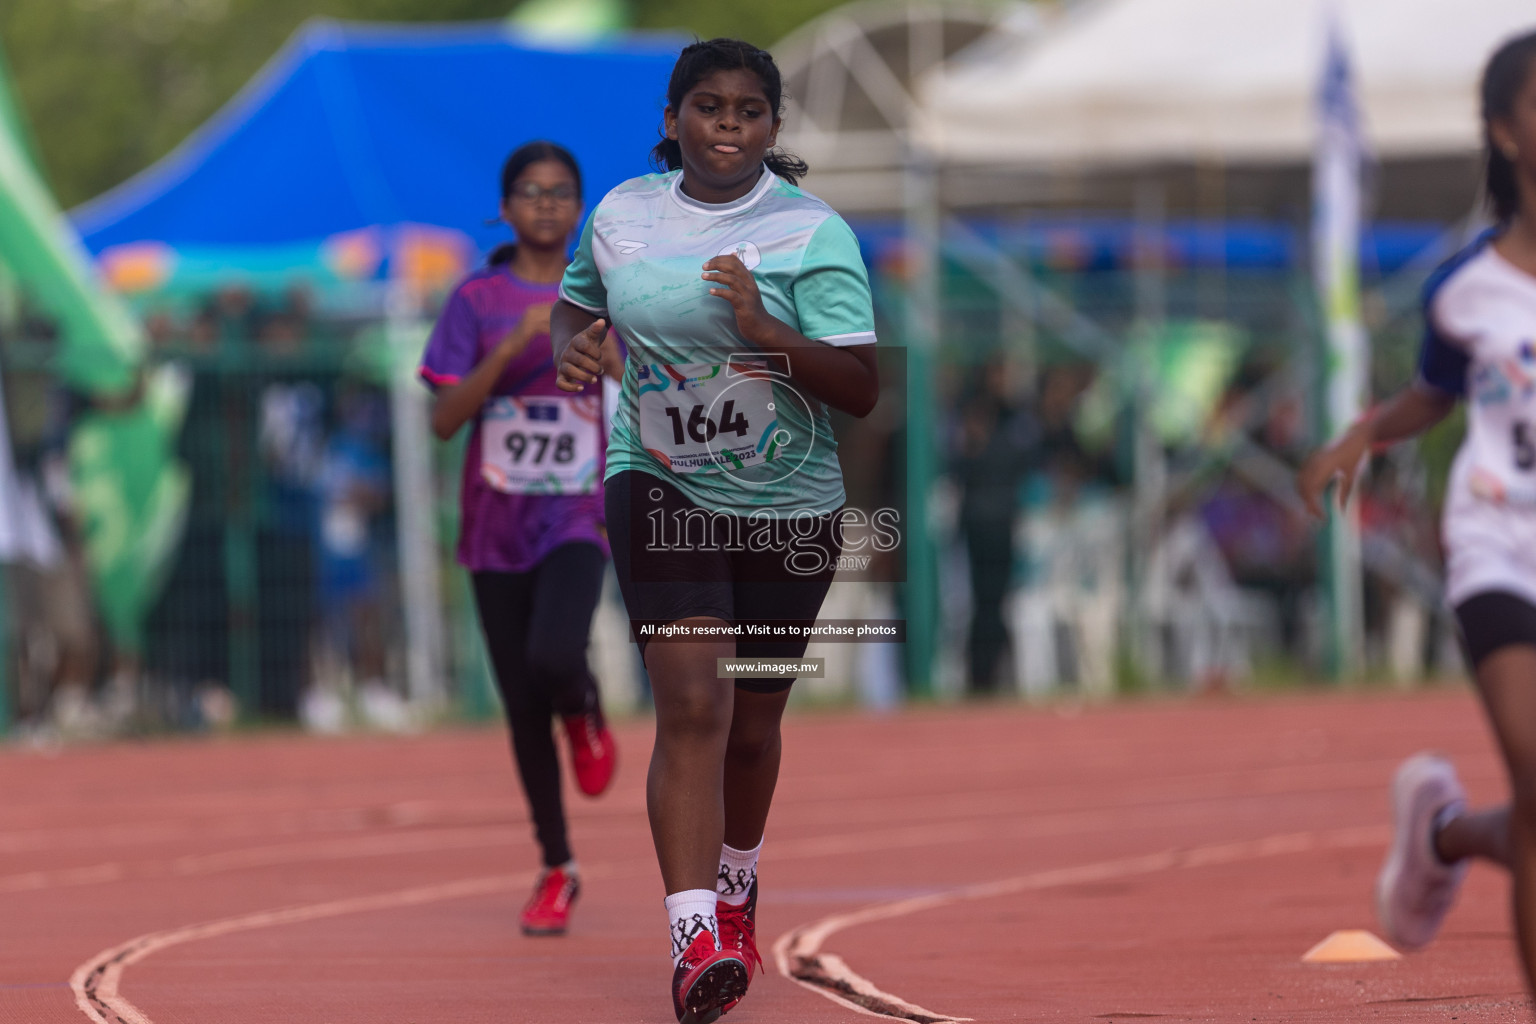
[
  {"x1": 169, "y1": 825, "x2": 519, "y2": 873},
  {"x1": 18, "y1": 775, "x2": 1381, "y2": 897},
  {"x1": 3, "y1": 826, "x2": 519, "y2": 895},
  {"x1": 772, "y1": 824, "x2": 1390, "y2": 1024},
  {"x1": 58, "y1": 811, "x2": 1112, "y2": 1024},
  {"x1": 69, "y1": 872, "x2": 534, "y2": 1024},
  {"x1": 64, "y1": 818, "x2": 1390, "y2": 1024},
  {"x1": 10, "y1": 798, "x2": 1194, "y2": 897},
  {"x1": 1, "y1": 863, "x2": 128, "y2": 894},
  {"x1": 58, "y1": 814, "x2": 1055, "y2": 1024}
]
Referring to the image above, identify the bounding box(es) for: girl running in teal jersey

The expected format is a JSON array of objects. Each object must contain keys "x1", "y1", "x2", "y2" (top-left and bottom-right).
[{"x1": 552, "y1": 40, "x2": 879, "y2": 1023}]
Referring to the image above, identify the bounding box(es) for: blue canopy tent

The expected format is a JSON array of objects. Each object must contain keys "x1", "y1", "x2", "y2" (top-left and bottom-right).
[
  {"x1": 66, "y1": 21, "x2": 685, "y2": 718},
  {"x1": 72, "y1": 20, "x2": 683, "y2": 289}
]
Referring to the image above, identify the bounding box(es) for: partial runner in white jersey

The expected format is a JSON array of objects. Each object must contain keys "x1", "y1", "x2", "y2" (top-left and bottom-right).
[
  {"x1": 1420, "y1": 233, "x2": 1536, "y2": 607},
  {"x1": 1297, "y1": 27, "x2": 1536, "y2": 1005}
]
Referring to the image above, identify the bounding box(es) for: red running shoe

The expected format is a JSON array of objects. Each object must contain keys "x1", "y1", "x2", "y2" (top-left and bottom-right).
[
  {"x1": 715, "y1": 880, "x2": 762, "y2": 1012},
  {"x1": 671, "y1": 930, "x2": 748, "y2": 1024},
  {"x1": 561, "y1": 706, "x2": 617, "y2": 797},
  {"x1": 521, "y1": 866, "x2": 579, "y2": 936}
]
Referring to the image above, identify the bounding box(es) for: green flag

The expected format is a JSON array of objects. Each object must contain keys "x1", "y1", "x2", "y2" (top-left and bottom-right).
[
  {"x1": 0, "y1": 35, "x2": 142, "y2": 397},
  {"x1": 67, "y1": 367, "x2": 190, "y2": 656},
  {"x1": 0, "y1": 33, "x2": 182, "y2": 669},
  {"x1": 0, "y1": 39, "x2": 40, "y2": 178}
]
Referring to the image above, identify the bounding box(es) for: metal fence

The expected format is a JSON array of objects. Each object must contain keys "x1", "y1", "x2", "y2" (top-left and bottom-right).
[{"x1": 0, "y1": 217, "x2": 1469, "y2": 733}]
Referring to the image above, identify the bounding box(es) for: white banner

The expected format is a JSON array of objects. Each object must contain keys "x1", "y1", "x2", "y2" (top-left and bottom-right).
[{"x1": 1312, "y1": 5, "x2": 1370, "y2": 674}]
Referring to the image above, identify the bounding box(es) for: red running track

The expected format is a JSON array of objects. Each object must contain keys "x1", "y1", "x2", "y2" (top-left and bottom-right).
[{"x1": 2, "y1": 687, "x2": 1529, "y2": 1023}]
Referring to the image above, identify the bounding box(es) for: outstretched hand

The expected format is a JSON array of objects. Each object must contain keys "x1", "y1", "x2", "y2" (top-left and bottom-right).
[
  {"x1": 1296, "y1": 426, "x2": 1372, "y2": 519},
  {"x1": 557, "y1": 319, "x2": 607, "y2": 392}
]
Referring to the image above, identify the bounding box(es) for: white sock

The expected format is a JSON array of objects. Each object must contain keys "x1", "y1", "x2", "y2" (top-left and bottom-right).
[
  {"x1": 717, "y1": 839, "x2": 762, "y2": 907},
  {"x1": 665, "y1": 889, "x2": 718, "y2": 964}
]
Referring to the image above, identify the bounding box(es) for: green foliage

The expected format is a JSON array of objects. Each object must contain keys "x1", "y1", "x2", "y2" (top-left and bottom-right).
[
  {"x1": 630, "y1": 0, "x2": 848, "y2": 47},
  {"x1": 1, "y1": 0, "x2": 850, "y2": 209}
]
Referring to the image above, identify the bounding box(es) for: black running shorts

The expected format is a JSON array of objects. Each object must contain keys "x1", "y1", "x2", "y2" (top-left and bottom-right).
[
  {"x1": 1454, "y1": 590, "x2": 1536, "y2": 668},
  {"x1": 605, "y1": 470, "x2": 841, "y2": 693}
]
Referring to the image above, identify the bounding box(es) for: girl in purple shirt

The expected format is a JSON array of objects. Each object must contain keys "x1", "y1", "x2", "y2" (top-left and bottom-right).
[{"x1": 419, "y1": 141, "x2": 621, "y2": 936}]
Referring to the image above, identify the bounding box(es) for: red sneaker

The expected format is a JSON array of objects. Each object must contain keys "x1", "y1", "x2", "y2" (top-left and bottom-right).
[
  {"x1": 671, "y1": 930, "x2": 747, "y2": 1024},
  {"x1": 520, "y1": 866, "x2": 579, "y2": 936},
  {"x1": 561, "y1": 706, "x2": 617, "y2": 797},
  {"x1": 715, "y1": 880, "x2": 762, "y2": 1012}
]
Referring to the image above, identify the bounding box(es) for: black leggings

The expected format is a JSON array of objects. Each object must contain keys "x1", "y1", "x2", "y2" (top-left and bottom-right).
[
  {"x1": 1455, "y1": 590, "x2": 1536, "y2": 668},
  {"x1": 473, "y1": 542, "x2": 606, "y2": 867},
  {"x1": 604, "y1": 470, "x2": 841, "y2": 693}
]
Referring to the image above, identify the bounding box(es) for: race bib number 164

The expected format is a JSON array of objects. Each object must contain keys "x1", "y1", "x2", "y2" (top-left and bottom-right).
[{"x1": 637, "y1": 360, "x2": 785, "y2": 474}]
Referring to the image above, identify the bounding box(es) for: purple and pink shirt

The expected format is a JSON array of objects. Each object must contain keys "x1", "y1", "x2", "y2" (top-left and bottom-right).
[{"x1": 419, "y1": 263, "x2": 609, "y2": 573}]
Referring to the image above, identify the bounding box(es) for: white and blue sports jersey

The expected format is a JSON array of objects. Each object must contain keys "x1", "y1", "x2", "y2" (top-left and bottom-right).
[
  {"x1": 1419, "y1": 232, "x2": 1536, "y2": 607},
  {"x1": 559, "y1": 168, "x2": 876, "y2": 516}
]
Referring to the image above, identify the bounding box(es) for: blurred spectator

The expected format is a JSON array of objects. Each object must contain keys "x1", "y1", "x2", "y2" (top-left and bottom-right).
[
  {"x1": 258, "y1": 310, "x2": 305, "y2": 354},
  {"x1": 305, "y1": 384, "x2": 402, "y2": 732},
  {"x1": 143, "y1": 309, "x2": 178, "y2": 350},
  {"x1": 282, "y1": 283, "x2": 316, "y2": 326},
  {"x1": 4, "y1": 372, "x2": 101, "y2": 737},
  {"x1": 1196, "y1": 361, "x2": 1322, "y2": 659},
  {"x1": 255, "y1": 353, "x2": 324, "y2": 721},
  {"x1": 60, "y1": 369, "x2": 191, "y2": 731},
  {"x1": 188, "y1": 307, "x2": 219, "y2": 350},
  {"x1": 144, "y1": 282, "x2": 355, "y2": 726},
  {"x1": 1198, "y1": 477, "x2": 1314, "y2": 651},
  {"x1": 1359, "y1": 454, "x2": 1442, "y2": 679},
  {"x1": 213, "y1": 284, "x2": 260, "y2": 339},
  {"x1": 145, "y1": 337, "x2": 231, "y2": 725},
  {"x1": 951, "y1": 354, "x2": 1039, "y2": 694}
]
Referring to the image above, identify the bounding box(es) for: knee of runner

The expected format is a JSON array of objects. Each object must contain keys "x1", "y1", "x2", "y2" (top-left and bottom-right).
[
  {"x1": 725, "y1": 720, "x2": 780, "y2": 764},
  {"x1": 656, "y1": 687, "x2": 732, "y2": 742},
  {"x1": 525, "y1": 639, "x2": 588, "y2": 687}
]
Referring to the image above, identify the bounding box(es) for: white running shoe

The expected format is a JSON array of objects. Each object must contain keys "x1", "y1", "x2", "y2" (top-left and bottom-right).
[
  {"x1": 50, "y1": 683, "x2": 104, "y2": 738},
  {"x1": 1376, "y1": 753, "x2": 1469, "y2": 950},
  {"x1": 357, "y1": 681, "x2": 412, "y2": 734},
  {"x1": 299, "y1": 685, "x2": 348, "y2": 735}
]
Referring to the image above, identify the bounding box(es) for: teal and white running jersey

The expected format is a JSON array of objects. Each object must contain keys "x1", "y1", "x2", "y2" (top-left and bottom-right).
[{"x1": 559, "y1": 167, "x2": 876, "y2": 517}]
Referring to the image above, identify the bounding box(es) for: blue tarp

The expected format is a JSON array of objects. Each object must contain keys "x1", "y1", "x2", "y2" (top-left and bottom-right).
[
  {"x1": 71, "y1": 18, "x2": 1450, "y2": 281},
  {"x1": 847, "y1": 215, "x2": 1448, "y2": 274},
  {"x1": 72, "y1": 20, "x2": 683, "y2": 256}
]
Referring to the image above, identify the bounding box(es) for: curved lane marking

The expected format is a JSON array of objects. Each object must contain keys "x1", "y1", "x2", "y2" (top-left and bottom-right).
[
  {"x1": 69, "y1": 871, "x2": 537, "y2": 1024},
  {"x1": 65, "y1": 818, "x2": 1391, "y2": 1024},
  {"x1": 773, "y1": 825, "x2": 1390, "y2": 1024},
  {"x1": 5, "y1": 826, "x2": 520, "y2": 895}
]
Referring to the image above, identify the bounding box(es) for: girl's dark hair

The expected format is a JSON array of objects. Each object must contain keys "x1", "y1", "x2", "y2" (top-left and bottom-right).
[
  {"x1": 649, "y1": 38, "x2": 810, "y2": 186},
  {"x1": 1481, "y1": 29, "x2": 1536, "y2": 223},
  {"x1": 489, "y1": 140, "x2": 583, "y2": 265}
]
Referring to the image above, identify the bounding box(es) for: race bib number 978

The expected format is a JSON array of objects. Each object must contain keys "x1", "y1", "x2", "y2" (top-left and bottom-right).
[
  {"x1": 481, "y1": 394, "x2": 602, "y2": 495},
  {"x1": 637, "y1": 360, "x2": 786, "y2": 474}
]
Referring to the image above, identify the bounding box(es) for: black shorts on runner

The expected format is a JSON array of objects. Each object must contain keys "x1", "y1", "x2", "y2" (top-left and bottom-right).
[
  {"x1": 1454, "y1": 590, "x2": 1536, "y2": 668},
  {"x1": 605, "y1": 469, "x2": 841, "y2": 693}
]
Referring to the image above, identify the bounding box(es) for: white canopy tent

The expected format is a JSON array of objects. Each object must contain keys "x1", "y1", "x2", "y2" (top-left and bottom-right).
[
  {"x1": 900, "y1": 0, "x2": 1534, "y2": 685},
  {"x1": 916, "y1": 0, "x2": 1536, "y2": 169},
  {"x1": 773, "y1": 0, "x2": 1039, "y2": 213}
]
